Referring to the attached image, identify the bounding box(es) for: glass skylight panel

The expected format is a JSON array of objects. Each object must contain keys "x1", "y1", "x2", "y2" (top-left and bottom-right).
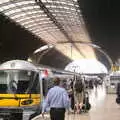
[
  {"x1": 70, "y1": 7, "x2": 76, "y2": 11},
  {"x1": 25, "y1": 10, "x2": 43, "y2": 15},
  {"x1": 31, "y1": 19, "x2": 51, "y2": 24},
  {"x1": 39, "y1": 21, "x2": 53, "y2": 24},
  {"x1": 8, "y1": 9, "x2": 42, "y2": 18},
  {"x1": 47, "y1": 5, "x2": 56, "y2": 8},
  {"x1": 56, "y1": 17, "x2": 64, "y2": 20},
  {"x1": 22, "y1": 20, "x2": 35, "y2": 25},
  {"x1": 41, "y1": 0, "x2": 48, "y2": 2},
  {"x1": 59, "y1": 1, "x2": 67, "y2": 5},
  {"x1": 10, "y1": 13, "x2": 26, "y2": 19},
  {"x1": 0, "y1": 4, "x2": 39, "y2": 14},
  {"x1": 23, "y1": 25, "x2": 37, "y2": 30},
  {"x1": 63, "y1": 6, "x2": 69, "y2": 10},
  {"x1": 36, "y1": 17, "x2": 50, "y2": 21},
  {"x1": 0, "y1": 0, "x2": 9, "y2": 4},
  {"x1": 35, "y1": 31, "x2": 49, "y2": 35},
  {"x1": 34, "y1": 18, "x2": 49, "y2": 22},
  {"x1": 1, "y1": 4, "x2": 15, "y2": 10},
  {"x1": 50, "y1": 9, "x2": 72, "y2": 14},
  {"x1": 46, "y1": 0, "x2": 53, "y2": 3},
  {"x1": 3, "y1": 4, "x2": 39, "y2": 12},
  {"x1": 26, "y1": 23, "x2": 38, "y2": 28},
  {"x1": 33, "y1": 5, "x2": 40, "y2": 9},
  {"x1": 20, "y1": 6, "x2": 35, "y2": 10},
  {"x1": 45, "y1": 0, "x2": 59, "y2": 4},
  {"x1": 49, "y1": 1, "x2": 74, "y2": 6},
  {"x1": 32, "y1": 14, "x2": 47, "y2": 17},
  {"x1": 14, "y1": 12, "x2": 46, "y2": 21},
  {"x1": 40, "y1": 26, "x2": 58, "y2": 30},
  {"x1": 25, "y1": 22, "x2": 56, "y2": 30},
  {"x1": 17, "y1": 17, "x2": 33, "y2": 22},
  {"x1": 72, "y1": 0, "x2": 78, "y2": 2},
  {"x1": 4, "y1": 8, "x2": 22, "y2": 15},
  {"x1": 6, "y1": 8, "x2": 43, "y2": 17},
  {"x1": 24, "y1": 22, "x2": 53, "y2": 29},
  {"x1": 40, "y1": 24, "x2": 56, "y2": 28},
  {"x1": 14, "y1": 0, "x2": 35, "y2": 6},
  {"x1": 47, "y1": 29, "x2": 59, "y2": 32},
  {"x1": 44, "y1": 0, "x2": 74, "y2": 7},
  {"x1": 32, "y1": 29, "x2": 42, "y2": 33},
  {"x1": 30, "y1": 28, "x2": 42, "y2": 32},
  {"x1": 19, "y1": 6, "x2": 39, "y2": 12}
]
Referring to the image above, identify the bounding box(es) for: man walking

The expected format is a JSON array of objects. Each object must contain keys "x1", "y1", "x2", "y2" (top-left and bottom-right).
[{"x1": 42, "y1": 77, "x2": 70, "y2": 120}]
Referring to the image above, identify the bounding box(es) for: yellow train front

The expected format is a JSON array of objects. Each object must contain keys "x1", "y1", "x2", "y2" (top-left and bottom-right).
[{"x1": 0, "y1": 60, "x2": 42, "y2": 120}]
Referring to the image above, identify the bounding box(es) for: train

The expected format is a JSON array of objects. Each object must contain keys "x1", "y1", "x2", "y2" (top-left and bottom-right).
[
  {"x1": 0, "y1": 59, "x2": 80, "y2": 120},
  {"x1": 0, "y1": 60, "x2": 41, "y2": 120}
]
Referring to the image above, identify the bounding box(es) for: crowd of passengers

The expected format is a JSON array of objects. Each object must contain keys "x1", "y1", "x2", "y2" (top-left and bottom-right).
[{"x1": 42, "y1": 75, "x2": 103, "y2": 115}]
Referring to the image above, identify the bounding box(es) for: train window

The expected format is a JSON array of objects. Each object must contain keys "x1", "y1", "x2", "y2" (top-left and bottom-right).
[
  {"x1": 17, "y1": 71, "x2": 32, "y2": 81},
  {"x1": 0, "y1": 71, "x2": 8, "y2": 84},
  {"x1": 0, "y1": 70, "x2": 40, "y2": 94},
  {"x1": 0, "y1": 71, "x2": 8, "y2": 93},
  {"x1": 30, "y1": 73, "x2": 40, "y2": 94},
  {"x1": 15, "y1": 70, "x2": 40, "y2": 94}
]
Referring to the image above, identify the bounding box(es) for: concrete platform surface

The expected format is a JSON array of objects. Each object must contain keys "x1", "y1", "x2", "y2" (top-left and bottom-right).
[{"x1": 32, "y1": 86, "x2": 120, "y2": 120}]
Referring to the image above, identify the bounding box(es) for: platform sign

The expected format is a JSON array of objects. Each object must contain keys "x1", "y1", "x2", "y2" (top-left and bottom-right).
[{"x1": 112, "y1": 65, "x2": 120, "y2": 72}]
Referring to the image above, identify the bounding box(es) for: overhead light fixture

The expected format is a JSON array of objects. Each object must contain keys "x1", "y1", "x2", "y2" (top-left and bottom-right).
[{"x1": 33, "y1": 44, "x2": 54, "y2": 54}]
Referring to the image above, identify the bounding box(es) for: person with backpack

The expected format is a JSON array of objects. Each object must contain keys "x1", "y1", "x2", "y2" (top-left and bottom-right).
[{"x1": 74, "y1": 78, "x2": 84, "y2": 113}]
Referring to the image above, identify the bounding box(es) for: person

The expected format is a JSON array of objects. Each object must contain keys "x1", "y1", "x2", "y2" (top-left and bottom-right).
[
  {"x1": 89, "y1": 79, "x2": 94, "y2": 89},
  {"x1": 116, "y1": 82, "x2": 120, "y2": 104},
  {"x1": 74, "y1": 78, "x2": 84, "y2": 113},
  {"x1": 94, "y1": 79, "x2": 98, "y2": 89},
  {"x1": 66, "y1": 79, "x2": 74, "y2": 110},
  {"x1": 117, "y1": 82, "x2": 120, "y2": 96},
  {"x1": 42, "y1": 77, "x2": 70, "y2": 120}
]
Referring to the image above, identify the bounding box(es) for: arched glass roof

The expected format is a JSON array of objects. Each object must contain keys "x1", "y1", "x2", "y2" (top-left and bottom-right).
[
  {"x1": 65, "y1": 59, "x2": 108, "y2": 74},
  {"x1": 0, "y1": 0, "x2": 96, "y2": 60}
]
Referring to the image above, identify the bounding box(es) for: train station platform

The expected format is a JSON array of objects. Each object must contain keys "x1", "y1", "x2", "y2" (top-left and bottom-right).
[{"x1": 32, "y1": 85, "x2": 120, "y2": 120}]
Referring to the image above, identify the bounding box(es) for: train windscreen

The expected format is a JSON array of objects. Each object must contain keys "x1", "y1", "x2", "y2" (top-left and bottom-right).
[{"x1": 0, "y1": 70, "x2": 40, "y2": 94}]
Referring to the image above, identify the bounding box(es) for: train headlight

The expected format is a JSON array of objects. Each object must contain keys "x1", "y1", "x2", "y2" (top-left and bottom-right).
[{"x1": 21, "y1": 99, "x2": 33, "y2": 105}]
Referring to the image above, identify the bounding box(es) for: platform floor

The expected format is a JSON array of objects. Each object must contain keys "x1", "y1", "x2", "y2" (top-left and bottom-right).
[{"x1": 33, "y1": 85, "x2": 120, "y2": 120}]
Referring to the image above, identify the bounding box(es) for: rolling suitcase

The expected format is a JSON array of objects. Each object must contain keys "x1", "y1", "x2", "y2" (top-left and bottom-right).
[
  {"x1": 116, "y1": 97, "x2": 120, "y2": 104},
  {"x1": 82, "y1": 91, "x2": 91, "y2": 112}
]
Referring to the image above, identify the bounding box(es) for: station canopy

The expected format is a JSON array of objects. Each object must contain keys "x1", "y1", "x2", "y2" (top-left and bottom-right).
[
  {"x1": 0, "y1": 0, "x2": 113, "y2": 72},
  {"x1": 0, "y1": 0, "x2": 97, "y2": 60}
]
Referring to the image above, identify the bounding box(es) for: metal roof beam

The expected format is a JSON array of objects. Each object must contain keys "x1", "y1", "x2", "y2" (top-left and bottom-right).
[
  {"x1": 35, "y1": 0, "x2": 85, "y2": 57},
  {"x1": 35, "y1": 0, "x2": 73, "y2": 42}
]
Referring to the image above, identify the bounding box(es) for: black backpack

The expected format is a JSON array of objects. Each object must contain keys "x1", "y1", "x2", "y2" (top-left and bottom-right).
[{"x1": 74, "y1": 80, "x2": 83, "y2": 93}]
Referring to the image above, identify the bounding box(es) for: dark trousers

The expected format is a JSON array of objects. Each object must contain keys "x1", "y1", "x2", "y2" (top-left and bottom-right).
[{"x1": 50, "y1": 108, "x2": 65, "y2": 120}]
